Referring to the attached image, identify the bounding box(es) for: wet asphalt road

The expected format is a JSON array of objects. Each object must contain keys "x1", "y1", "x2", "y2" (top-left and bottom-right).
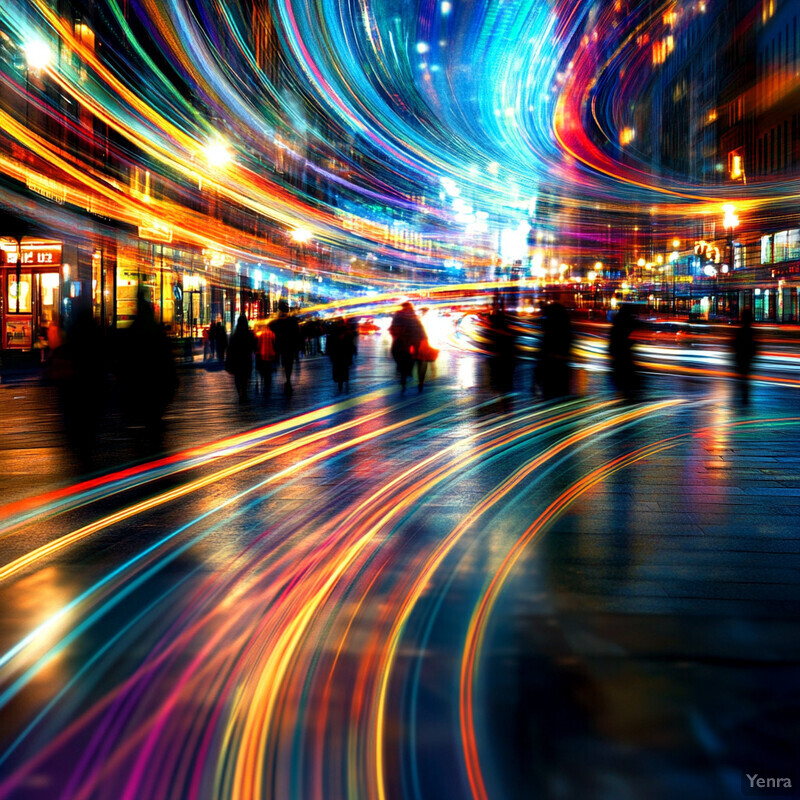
[{"x1": 0, "y1": 334, "x2": 799, "y2": 799}]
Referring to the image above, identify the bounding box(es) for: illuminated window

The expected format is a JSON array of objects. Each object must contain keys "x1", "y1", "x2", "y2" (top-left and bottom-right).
[
  {"x1": 761, "y1": 234, "x2": 773, "y2": 264},
  {"x1": 788, "y1": 229, "x2": 800, "y2": 260},
  {"x1": 8, "y1": 274, "x2": 32, "y2": 312},
  {"x1": 729, "y1": 151, "x2": 743, "y2": 179},
  {"x1": 734, "y1": 244, "x2": 745, "y2": 270},
  {"x1": 775, "y1": 230, "x2": 788, "y2": 262}
]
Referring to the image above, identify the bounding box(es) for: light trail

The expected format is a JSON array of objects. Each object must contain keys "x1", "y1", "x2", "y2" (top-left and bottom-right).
[
  {"x1": 1, "y1": 392, "x2": 799, "y2": 798},
  {"x1": 459, "y1": 413, "x2": 800, "y2": 800},
  {"x1": 0, "y1": 390, "x2": 392, "y2": 534},
  {"x1": 370, "y1": 398, "x2": 683, "y2": 800},
  {"x1": 0, "y1": 396, "x2": 432, "y2": 584}
]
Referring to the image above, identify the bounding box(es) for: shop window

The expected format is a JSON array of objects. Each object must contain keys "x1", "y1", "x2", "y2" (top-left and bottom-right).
[
  {"x1": 788, "y1": 229, "x2": 800, "y2": 260},
  {"x1": 8, "y1": 273, "x2": 32, "y2": 313},
  {"x1": 761, "y1": 234, "x2": 773, "y2": 263},
  {"x1": 734, "y1": 243, "x2": 745, "y2": 270},
  {"x1": 775, "y1": 230, "x2": 788, "y2": 261},
  {"x1": 754, "y1": 291, "x2": 764, "y2": 322}
]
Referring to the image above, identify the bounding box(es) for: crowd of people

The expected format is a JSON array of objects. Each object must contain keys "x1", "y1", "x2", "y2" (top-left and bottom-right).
[
  {"x1": 43, "y1": 292, "x2": 177, "y2": 469},
  {"x1": 216, "y1": 299, "x2": 441, "y2": 402},
  {"x1": 39, "y1": 294, "x2": 760, "y2": 469},
  {"x1": 484, "y1": 294, "x2": 757, "y2": 406}
]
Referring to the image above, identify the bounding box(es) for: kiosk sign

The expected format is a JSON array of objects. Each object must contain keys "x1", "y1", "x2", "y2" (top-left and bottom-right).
[{"x1": 1, "y1": 243, "x2": 62, "y2": 267}]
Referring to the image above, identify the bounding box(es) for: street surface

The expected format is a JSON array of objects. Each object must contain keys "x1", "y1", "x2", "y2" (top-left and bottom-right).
[{"x1": 1, "y1": 331, "x2": 799, "y2": 799}]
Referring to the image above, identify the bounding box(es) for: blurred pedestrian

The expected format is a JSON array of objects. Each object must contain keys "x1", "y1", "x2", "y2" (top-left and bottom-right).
[
  {"x1": 535, "y1": 302, "x2": 572, "y2": 399},
  {"x1": 53, "y1": 306, "x2": 107, "y2": 469},
  {"x1": 326, "y1": 316, "x2": 357, "y2": 392},
  {"x1": 256, "y1": 324, "x2": 277, "y2": 394},
  {"x1": 45, "y1": 316, "x2": 64, "y2": 364},
  {"x1": 390, "y1": 301, "x2": 426, "y2": 391},
  {"x1": 202, "y1": 324, "x2": 211, "y2": 360},
  {"x1": 269, "y1": 301, "x2": 302, "y2": 393},
  {"x1": 301, "y1": 318, "x2": 323, "y2": 356},
  {"x1": 608, "y1": 304, "x2": 639, "y2": 400},
  {"x1": 488, "y1": 292, "x2": 516, "y2": 390},
  {"x1": 118, "y1": 293, "x2": 177, "y2": 435},
  {"x1": 226, "y1": 314, "x2": 257, "y2": 402},
  {"x1": 214, "y1": 318, "x2": 228, "y2": 366},
  {"x1": 732, "y1": 308, "x2": 757, "y2": 406},
  {"x1": 415, "y1": 335, "x2": 438, "y2": 391}
]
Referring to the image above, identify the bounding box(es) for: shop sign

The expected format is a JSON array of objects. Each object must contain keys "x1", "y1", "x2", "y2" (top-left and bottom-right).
[
  {"x1": 138, "y1": 218, "x2": 173, "y2": 243},
  {"x1": 26, "y1": 174, "x2": 67, "y2": 205},
  {"x1": 1, "y1": 242, "x2": 62, "y2": 267}
]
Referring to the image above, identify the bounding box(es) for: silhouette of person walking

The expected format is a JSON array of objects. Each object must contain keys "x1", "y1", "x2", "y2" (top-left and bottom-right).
[
  {"x1": 326, "y1": 317, "x2": 357, "y2": 392},
  {"x1": 53, "y1": 306, "x2": 107, "y2": 469},
  {"x1": 214, "y1": 318, "x2": 228, "y2": 366},
  {"x1": 488, "y1": 292, "x2": 516, "y2": 390},
  {"x1": 226, "y1": 314, "x2": 257, "y2": 402},
  {"x1": 118, "y1": 293, "x2": 177, "y2": 433},
  {"x1": 269, "y1": 301, "x2": 302, "y2": 393},
  {"x1": 535, "y1": 302, "x2": 572, "y2": 399},
  {"x1": 733, "y1": 308, "x2": 757, "y2": 406},
  {"x1": 256, "y1": 324, "x2": 277, "y2": 394},
  {"x1": 608, "y1": 305, "x2": 639, "y2": 400},
  {"x1": 389, "y1": 301, "x2": 426, "y2": 391}
]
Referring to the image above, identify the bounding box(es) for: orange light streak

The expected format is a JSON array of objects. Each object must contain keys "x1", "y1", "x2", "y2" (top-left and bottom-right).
[{"x1": 0, "y1": 399, "x2": 435, "y2": 584}]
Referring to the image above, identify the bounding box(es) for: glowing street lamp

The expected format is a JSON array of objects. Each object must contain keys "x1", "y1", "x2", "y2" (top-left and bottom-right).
[
  {"x1": 290, "y1": 227, "x2": 313, "y2": 244},
  {"x1": 204, "y1": 136, "x2": 231, "y2": 169},
  {"x1": 722, "y1": 203, "x2": 739, "y2": 231},
  {"x1": 23, "y1": 39, "x2": 52, "y2": 139},
  {"x1": 722, "y1": 202, "x2": 739, "y2": 271},
  {"x1": 25, "y1": 39, "x2": 51, "y2": 71}
]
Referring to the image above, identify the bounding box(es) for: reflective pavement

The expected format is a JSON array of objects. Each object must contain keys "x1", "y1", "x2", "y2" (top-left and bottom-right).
[{"x1": 0, "y1": 336, "x2": 798, "y2": 799}]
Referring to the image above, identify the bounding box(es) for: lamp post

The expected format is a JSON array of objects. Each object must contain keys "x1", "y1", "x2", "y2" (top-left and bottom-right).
[
  {"x1": 590, "y1": 261, "x2": 602, "y2": 311},
  {"x1": 722, "y1": 204, "x2": 739, "y2": 319},
  {"x1": 24, "y1": 39, "x2": 51, "y2": 133},
  {"x1": 670, "y1": 240, "x2": 680, "y2": 315}
]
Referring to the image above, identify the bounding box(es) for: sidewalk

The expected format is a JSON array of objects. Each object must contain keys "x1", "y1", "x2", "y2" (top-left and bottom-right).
[{"x1": 0, "y1": 338, "x2": 397, "y2": 506}]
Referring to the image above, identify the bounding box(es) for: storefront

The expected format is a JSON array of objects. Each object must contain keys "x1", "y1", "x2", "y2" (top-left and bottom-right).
[
  {"x1": 0, "y1": 238, "x2": 63, "y2": 352},
  {"x1": 116, "y1": 239, "x2": 185, "y2": 330}
]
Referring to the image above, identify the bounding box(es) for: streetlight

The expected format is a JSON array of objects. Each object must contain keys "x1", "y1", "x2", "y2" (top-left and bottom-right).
[
  {"x1": 722, "y1": 203, "x2": 739, "y2": 269},
  {"x1": 290, "y1": 227, "x2": 312, "y2": 244},
  {"x1": 24, "y1": 39, "x2": 51, "y2": 137},
  {"x1": 204, "y1": 136, "x2": 231, "y2": 169},
  {"x1": 590, "y1": 261, "x2": 602, "y2": 310},
  {"x1": 668, "y1": 248, "x2": 680, "y2": 315},
  {"x1": 25, "y1": 39, "x2": 51, "y2": 71},
  {"x1": 722, "y1": 203, "x2": 739, "y2": 318}
]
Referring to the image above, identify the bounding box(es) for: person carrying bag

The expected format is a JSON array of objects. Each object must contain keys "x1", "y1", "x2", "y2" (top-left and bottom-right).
[{"x1": 256, "y1": 326, "x2": 277, "y2": 393}]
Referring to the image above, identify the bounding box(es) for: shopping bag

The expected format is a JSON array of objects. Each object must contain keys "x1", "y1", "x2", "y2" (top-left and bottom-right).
[{"x1": 417, "y1": 339, "x2": 439, "y2": 362}]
